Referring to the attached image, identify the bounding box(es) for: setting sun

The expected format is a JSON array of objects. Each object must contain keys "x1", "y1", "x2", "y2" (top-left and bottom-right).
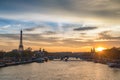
[{"x1": 96, "y1": 47, "x2": 106, "y2": 52}]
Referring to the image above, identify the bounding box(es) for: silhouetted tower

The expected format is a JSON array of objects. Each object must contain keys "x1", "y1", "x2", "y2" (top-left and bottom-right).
[
  {"x1": 91, "y1": 48, "x2": 96, "y2": 53},
  {"x1": 39, "y1": 48, "x2": 42, "y2": 52},
  {"x1": 19, "y1": 30, "x2": 24, "y2": 51},
  {"x1": 93, "y1": 48, "x2": 95, "y2": 53}
]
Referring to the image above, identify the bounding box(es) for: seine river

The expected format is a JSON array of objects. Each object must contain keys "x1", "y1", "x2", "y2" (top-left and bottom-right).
[{"x1": 0, "y1": 60, "x2": 120, "y2": 80}]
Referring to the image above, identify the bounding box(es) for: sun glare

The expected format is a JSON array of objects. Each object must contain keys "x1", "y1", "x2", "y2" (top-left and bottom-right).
[{"x1": 96, "y1": 47, "x2": 105, "y2": 52}]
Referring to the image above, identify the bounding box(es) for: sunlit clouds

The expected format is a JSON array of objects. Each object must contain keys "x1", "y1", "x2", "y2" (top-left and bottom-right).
[{"x1": 0, "y1": 0, "x2": 120, "y2": 52}]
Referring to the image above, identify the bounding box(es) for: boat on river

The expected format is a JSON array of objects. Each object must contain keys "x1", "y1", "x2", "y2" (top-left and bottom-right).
[
  {"x1": 35, "y1": 58, "x2": 44, "y2": 63},
  {"x1": 0, "y1": 63, "x2": 6, "y2": 67},
  {"x1": 108, "y1": 62, "x2": 120, "y2": 68}
]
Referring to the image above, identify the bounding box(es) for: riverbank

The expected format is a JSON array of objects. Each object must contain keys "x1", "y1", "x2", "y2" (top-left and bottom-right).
[
  {"x1": 0, "y1": 57, "x2": 48, "y2": 68},
  {"x1": 82, "y1": 58, "x2": 120, "y2": 68}
]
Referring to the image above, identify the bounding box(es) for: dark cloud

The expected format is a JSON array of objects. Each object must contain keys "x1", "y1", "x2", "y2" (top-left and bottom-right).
[
  {"x1": 98, "y1": 31, "x2": 120, "y2": 40},
  {"x1": 24, "y1": 27, "x2": 37, "y2": 31},
  {"x1": 80, "y1": 33, "x2": 86, "y2": 35},
  {"x1": 0, "y1": 0, "x2": 120, "y2": 21},
  {"x1": 25, "y1": 35, "x2": 59, "y2": 43},
  {"x1": 43, "y1": 31, "x2": 57, "y2": 35},
  {"x1": 73, "y1": 26, "x2": 97, "y2": 31},
  {"x1": 0, "y1": 34, "x2": 19, "y2": 40},
  {"x1": 99, "y1": 31, "x2": 111, "y2": 38},
  {"x1": 24, "y1": 25, "x2": 46, "y2": 31}
]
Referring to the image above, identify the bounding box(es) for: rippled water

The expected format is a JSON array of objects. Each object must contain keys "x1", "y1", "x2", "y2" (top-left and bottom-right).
[{"x1": 0, "y1": 60, "x2": 120, "y2": 80}]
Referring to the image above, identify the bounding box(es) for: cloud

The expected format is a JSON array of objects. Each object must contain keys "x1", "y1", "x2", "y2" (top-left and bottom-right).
[
  {"x1": 80, "y1": 33, "x2": 86, "y2": 35},
  {"x1": 0, "y1": 25, "x2": 11, "y2": 31},
  {"x1": 24, "y1": 23, "x2": 53, "y2": 32},
  {"x1": 24, "y1": 26, "x2": 42, "y2": 31},
  {"x1": 43, "y1": 31, "x2": 57, "y2": 35},
  {"x1": 0, "y1": 34, "x2": 19, "y2": 40},
  {"x1": 0, "y1": 0, "x2": 120, "y2": 25},
  {"x1": 0, "y1": 34, "x2": 60, "y2": 43},
  {"x1": 98, "y1": 31, "x2": 120, "y2": 40},
  {"x1": 0, "y1": 33, "x2": 119, "y2": 51},
  {"x1": 73, "y1": 26, "x2": 98, "y2": 31},
  {"x1": 0, "y1": 33, "x2": 90, "y2": 46}
]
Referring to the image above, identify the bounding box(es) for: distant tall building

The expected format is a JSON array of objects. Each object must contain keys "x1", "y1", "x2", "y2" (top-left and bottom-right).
[{"x1": 19, "y1": 30, "x2": 24, "y2": 51}]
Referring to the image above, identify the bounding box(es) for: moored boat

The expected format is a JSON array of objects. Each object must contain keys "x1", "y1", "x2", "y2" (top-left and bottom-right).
[
  {"x1": 108, "y1": 62, "x2": 120, "y2": 68},
  {"x1": 35, "y1": 58, "x2": 44, "y2": 63}
]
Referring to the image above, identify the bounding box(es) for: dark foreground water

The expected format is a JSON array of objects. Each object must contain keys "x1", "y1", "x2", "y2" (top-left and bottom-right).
[{"x1": 0, "y1": 60, "x2": 120, "y2": 80}]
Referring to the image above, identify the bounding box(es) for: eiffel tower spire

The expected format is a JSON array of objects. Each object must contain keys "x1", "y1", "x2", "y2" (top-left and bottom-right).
[{"x1": 19, "y1": 30, "x2": 24, "y2": 51}]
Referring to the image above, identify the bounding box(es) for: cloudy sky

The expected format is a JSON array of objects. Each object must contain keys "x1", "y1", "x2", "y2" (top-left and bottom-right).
[{"x1": 0, "y1": 0, "x2": 120, "y2": 52}]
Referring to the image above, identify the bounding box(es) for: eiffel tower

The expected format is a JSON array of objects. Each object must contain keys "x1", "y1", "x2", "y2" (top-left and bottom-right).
[{"x1": 19, "y1": 30, "x2": 24, "y2": 51}]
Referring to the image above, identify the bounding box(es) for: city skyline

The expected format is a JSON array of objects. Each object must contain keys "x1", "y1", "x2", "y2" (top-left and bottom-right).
[{"x1": 0, "y1": 0, "x2": 120, "y2": 52}]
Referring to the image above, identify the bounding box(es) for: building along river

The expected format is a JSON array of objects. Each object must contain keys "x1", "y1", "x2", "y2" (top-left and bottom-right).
[{"x1": 0, "y1": 59, "x2": 120, "y2": 80}]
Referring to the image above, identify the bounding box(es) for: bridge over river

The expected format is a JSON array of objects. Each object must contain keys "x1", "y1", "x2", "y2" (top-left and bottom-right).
[{"x1": 48, "y1": 52, "x2": 93, "y2": 61}]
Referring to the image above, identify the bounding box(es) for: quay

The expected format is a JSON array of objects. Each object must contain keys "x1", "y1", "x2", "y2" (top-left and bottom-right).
[{"x1": 0, "y1": 57, "x2": 48, "y2": 68}]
